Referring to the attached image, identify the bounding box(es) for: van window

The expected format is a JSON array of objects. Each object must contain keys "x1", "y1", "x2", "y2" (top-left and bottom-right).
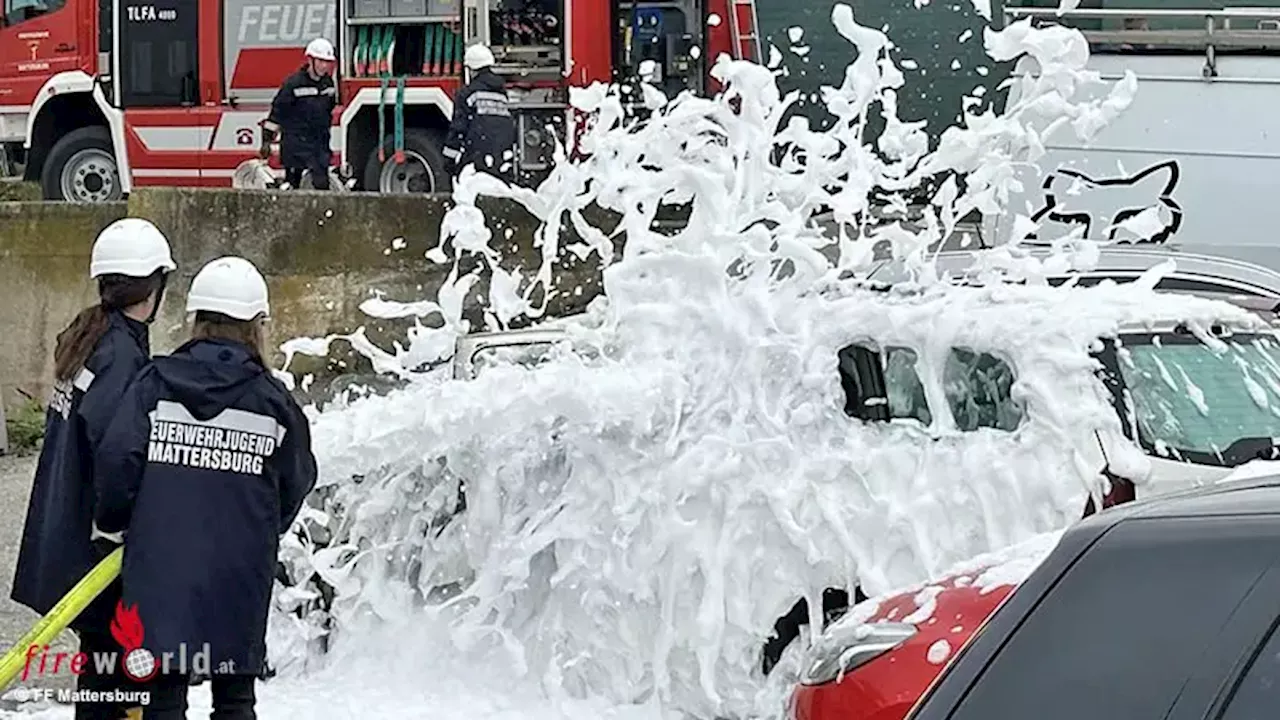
[
  {"x1": 837, "y1": 344, "x2": 932, "y2": 424},
  {"x1": 884, "y1": 347, "x2": 931, "y2": 425},
  {"x1": 3, "y1": 0, "x2": 64, "y2": 25},
  {"x1": 1118, "y1": 333, "x2": 1280, "y2": 461},
  {"x1": 943, "y1": 349, "x2": 1023, "y2": 432},
  {"x1": 837, "y1": 344, "x2": 889, "y2": 422}
]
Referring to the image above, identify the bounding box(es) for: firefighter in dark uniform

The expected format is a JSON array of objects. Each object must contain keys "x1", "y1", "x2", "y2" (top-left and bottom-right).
[
  {"x1": 443, "y1": 43, "x2": 518, "y2": 183},
  {"x1": 11, "y1": 218, "x2": 176, "y2": 720},
  {"x1": 93, "y1": 256, "x2": 318, "y2": 720},
  {"x1": 261, "y1": 37, "x2": 337, "y2": 190}
]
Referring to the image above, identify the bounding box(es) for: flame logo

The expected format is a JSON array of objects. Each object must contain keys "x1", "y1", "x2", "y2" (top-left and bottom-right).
[
  {"x1": 110, "y1": 601, "x2": 158, "y2": 682},
  {"x1": 110, "y1": 601, "x2": 145, "y2": 651}
]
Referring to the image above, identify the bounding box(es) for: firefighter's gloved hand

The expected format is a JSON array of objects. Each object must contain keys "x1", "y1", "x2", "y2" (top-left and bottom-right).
[
  {"x1": 91, "y1": 538, "x2": 121, "y2": 559},
  {"x1": 259, "y1": 123, "x2": 279, "y2": 160},
  {"x1": 442, "y1": 146, "x2": 461, "y2": 176},
  {"x1": 90, "y1": 522, "x2": 124, "y2": 559}
]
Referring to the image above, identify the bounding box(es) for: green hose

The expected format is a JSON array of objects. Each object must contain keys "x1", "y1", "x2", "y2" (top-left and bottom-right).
[
  {"x1": 381, "y1": 22, "x2": 391, "y2": 75},
  {"x1": 0, "y1": 549, "x2": 123, "y2": 694},
  {"x1": 394, "y1": 74, "x2": 406, "y2": 164},
  {"x1": 423, "y1": 23, "x2": 436, "y2": 75},
  {"x1": 371, "y1": 26, "x2": 384, "y2": 77},
  {"x1": 441, "y1": 25, "x2": 454, "y2": 75}
]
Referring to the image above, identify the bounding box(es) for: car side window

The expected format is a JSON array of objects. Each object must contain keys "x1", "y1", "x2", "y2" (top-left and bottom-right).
[
  {"x1": 3, "y1": 0, "x2": 65, "y2": 26},
  {"x1": 943, "y1": 348, "x2": 1023, "y2": 431},
  {"x1": 837, "y1": 344, "x2": 932, "y2": 424},
  {"x1": 884, "y1": 347, "x2": 932, "y2": 425},
  {"x1": 1218, "y1": 618, "x2": 1280, "y2": 719}
]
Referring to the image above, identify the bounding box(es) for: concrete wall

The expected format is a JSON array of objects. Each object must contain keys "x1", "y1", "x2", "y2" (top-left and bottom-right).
[
  {"x1": 0, "y1": 202, "x2": 127, "y2": 411},
  {"x1": 0, "y1": 188, "x2": 618, "y2": 412}
]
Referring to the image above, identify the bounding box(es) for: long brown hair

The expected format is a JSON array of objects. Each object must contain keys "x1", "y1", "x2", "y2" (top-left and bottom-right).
[
  {"x1": 53, "y1": 272, "x2": 165, "y2": 382},
  {"x1": 191, "y1": 311, "x2": 266, "y2": 366}
]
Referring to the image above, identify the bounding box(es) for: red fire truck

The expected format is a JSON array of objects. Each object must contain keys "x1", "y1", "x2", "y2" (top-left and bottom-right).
[{"x1": 0, "y1": 0, "x2": 761, "y2": 201}]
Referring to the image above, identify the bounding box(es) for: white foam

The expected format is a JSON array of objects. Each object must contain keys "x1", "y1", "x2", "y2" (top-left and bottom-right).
[
  {"x1": 926, "y1": 639, "x2": 952, "y2": 665},
  {"x1": 260, "y1": 6, "x2": 1256, "y2": 720}
]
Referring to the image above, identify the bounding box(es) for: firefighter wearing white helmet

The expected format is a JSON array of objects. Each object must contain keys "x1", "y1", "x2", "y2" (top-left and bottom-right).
[
  {"x1": 12, "y1": 216, "x2": 176, "y2": 720},
  {"x1": 443, "y1": 43, "x2": 517, "y2": 184},
  {"x1": 90, "y1": 217, "x2": 177, "y2": 279},
  {"x1": 261, "y1": 37, "x2": 338, "y2": 190},
  {"x1": 186, "y1": 256, "x2": 270, "y2": 321},
  {"x1": 94, "y1": 253, "x2": 316, "y2": 717}
]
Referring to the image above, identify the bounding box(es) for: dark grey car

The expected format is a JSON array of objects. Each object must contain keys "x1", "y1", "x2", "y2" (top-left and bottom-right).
[{"x1": 908, "y1": 476, "x2": 1280, "y2": 720}]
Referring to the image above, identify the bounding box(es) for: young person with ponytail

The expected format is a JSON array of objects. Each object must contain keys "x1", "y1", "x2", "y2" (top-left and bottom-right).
[
  {"x1": 12, "y1": 218, "x2": 176, "y2": 720},
  {"x1": 95, "y1": 257, "x2": 317, "y2": 719}
]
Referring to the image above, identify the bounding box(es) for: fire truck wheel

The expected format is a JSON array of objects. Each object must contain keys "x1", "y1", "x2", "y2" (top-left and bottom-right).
[
  {"x1": 41, "y1": 126, "x2": 122, "y2": 203},
  {"x1": 363, "y1": 129, "x2": 451, "y2": 194}
]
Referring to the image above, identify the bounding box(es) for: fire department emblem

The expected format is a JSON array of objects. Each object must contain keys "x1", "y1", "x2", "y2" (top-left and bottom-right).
[
  {"x1": 111, "y1": 601, "x2": 159, "y2": 682},
  {"x1": 28, "y1": 43, "x2": 38, "y2": 61}
]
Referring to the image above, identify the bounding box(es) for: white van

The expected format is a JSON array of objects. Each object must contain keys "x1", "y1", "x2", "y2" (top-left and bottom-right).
[
  {"x1": 990, "y1": 3, "x2": 1280, "y2": 269},
  {"x1": 447, "y1": 248, "x2": 1280, "y2": 675},
  {"x1": 458, "y1": 247, "x2": 1280, "y2": 510},
  {"x1": 285, "y1": 248, "x2": 1280, "y2": 682}
]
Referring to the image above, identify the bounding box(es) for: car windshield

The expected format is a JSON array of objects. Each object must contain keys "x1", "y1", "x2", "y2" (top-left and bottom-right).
[{"x1": 1115, "y1": 331, "x2": 1280, "y2": 464}]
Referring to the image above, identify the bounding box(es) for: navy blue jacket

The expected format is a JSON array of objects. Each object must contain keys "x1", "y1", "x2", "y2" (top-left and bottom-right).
[
  {"x1": 267, "y1": 67, "x2": 336, "y2": 169},
  {"x1": 11, "y1": 312, "x2": 149, "y2": 631},
  {"x1": 94, "y1": 338, "x2": 317, "y2": 675},
  {"x1": 443, "y1": 69, "x2": 517, "y2": 183}
]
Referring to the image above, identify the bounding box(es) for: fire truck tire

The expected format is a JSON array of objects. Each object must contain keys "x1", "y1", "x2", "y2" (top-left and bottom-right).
[
  {"x1": 362, "y1": 129, "x2": 451, "y2": 194},
  {"x1": 41, "y1": 126, "x2": 122, "y2": 203}
]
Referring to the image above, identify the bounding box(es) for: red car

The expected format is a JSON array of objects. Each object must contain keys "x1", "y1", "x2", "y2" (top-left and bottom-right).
[{"x1": 788, "y1": 535, "x2": 1058, "y2": 720}]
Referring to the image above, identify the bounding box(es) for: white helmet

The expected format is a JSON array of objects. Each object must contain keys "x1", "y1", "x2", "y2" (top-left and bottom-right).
[
  {"x1": 305, "y1": 37, "x2": 336, "y2": 62},
  {"x1": 186, "y1": 256, "x2": 270, "y2": 321},
  {"x1": 464, "y1": 43, "x2": 495, "y2": 71},
  {"x1": 90, "y1": 218, "x2": 177, "y2": 279}
]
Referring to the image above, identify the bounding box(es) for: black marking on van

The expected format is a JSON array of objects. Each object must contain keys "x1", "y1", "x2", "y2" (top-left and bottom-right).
[{"x1": 1026, "y1": 159, "x2": 1183, "y2": 245}]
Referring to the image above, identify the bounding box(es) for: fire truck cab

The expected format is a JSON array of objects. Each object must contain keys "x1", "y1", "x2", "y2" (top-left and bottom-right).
[{"x1": 0, "y1": 0, "x2": 758, "y2": 201}]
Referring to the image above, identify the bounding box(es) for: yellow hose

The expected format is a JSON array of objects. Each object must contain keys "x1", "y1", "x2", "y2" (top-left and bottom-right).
[{"x1": 0, "y1": 547, "x2": 124, "y2": 691}]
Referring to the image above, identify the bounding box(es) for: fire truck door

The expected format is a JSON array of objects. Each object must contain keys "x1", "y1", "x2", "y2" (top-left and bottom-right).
[
  {"x1": 0, "y1": 0, "x2": 81, "y2": 127},
  {"x1": 114, "y1": 0, "x2": 204, "y2": 184}
]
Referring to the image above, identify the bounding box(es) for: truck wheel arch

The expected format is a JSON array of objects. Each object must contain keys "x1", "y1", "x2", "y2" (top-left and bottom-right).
[
  {"x1": 338, "y1": 87, "x2": 453, "y2": 191},
  {"x1": 24, "y1": 72, "x2": 131, "y2": 194},
  {"x1": 362, "y1": 127, "x2": 451, "y2": 194}
]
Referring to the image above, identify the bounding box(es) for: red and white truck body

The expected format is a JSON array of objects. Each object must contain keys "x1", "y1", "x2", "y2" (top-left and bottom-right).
[{"x1": 0, "y1": 0, "x2": 760, "y2": 200}]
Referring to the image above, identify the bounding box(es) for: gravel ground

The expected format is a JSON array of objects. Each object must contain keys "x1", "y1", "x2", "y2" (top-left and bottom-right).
[{"x1": 0, "y1": 452, "x2": 78, "y2": 708}]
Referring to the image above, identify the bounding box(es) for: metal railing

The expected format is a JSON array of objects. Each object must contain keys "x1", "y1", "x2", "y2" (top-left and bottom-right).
[
  {"x1": 1005, "y1": 7, "x2": 1280, "y2": 49},
  {"x1": 1003, "y1": 7, "x2": 1280, "y2": 75}
]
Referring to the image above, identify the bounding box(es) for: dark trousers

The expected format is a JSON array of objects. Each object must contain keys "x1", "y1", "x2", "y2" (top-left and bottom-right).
[
  {"x1": 144, "y1": 674, "x2": 257, "y2": 719},
  {"x1": 75, "y1": 628, "x2": 130, "y2": 720},
  {"x1": 284, "y1": 158, "x2": 330, "y2": 190}
]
